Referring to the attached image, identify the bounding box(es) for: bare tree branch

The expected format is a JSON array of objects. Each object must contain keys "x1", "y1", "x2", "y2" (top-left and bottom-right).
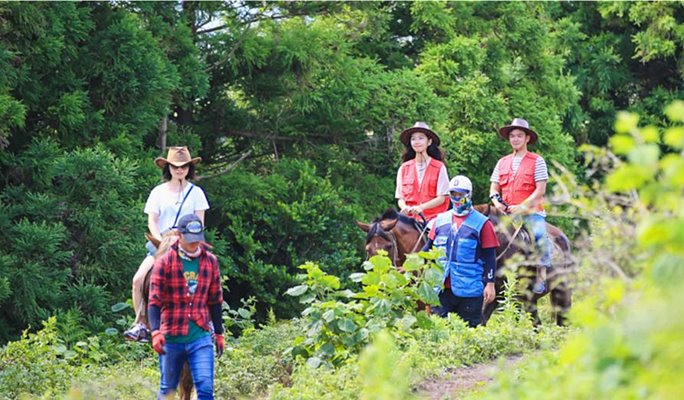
[{"x1": 196, "y1": 149, "x2": 253, "y2": 181}]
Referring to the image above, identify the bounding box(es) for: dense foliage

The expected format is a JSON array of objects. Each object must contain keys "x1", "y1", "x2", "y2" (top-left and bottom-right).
[{"x1": 1, "y1": 5, "x2": 684, "y2": 397}]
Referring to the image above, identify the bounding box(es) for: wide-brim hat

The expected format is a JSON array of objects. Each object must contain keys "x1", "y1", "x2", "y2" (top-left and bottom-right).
[
  {"x1": 399, "y1": 121, "x2": 441, "y2": 147},
  {"x1": 154, "y1": 146, "x2": 202, "y2": 169},
  {"x1": 498, "y1": 118, "x2": 538, "y2": 145}
]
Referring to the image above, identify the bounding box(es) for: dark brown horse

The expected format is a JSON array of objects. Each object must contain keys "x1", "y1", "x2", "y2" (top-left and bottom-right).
[
  {"x1": 357, "y1": 207, "x2": 574, "y2": 326},
  {"x1": 474, "y1": 204, "x2": 574, "y2": 326},
  {"x1": 144, "y1": 232, "x2": 194, "y2": 400},
  {"x1": 356, "y1": 209, "x2": 427, "y2": 268}
]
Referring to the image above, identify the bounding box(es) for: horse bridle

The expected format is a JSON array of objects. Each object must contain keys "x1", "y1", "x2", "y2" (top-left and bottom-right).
[{"x1": 367, "y1": 222, "x2": 400, "y2": 267}]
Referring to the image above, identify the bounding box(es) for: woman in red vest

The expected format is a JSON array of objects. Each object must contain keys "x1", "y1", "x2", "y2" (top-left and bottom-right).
[{"x1": 395, "y1": 122, "x2": 450, "y2": 222}]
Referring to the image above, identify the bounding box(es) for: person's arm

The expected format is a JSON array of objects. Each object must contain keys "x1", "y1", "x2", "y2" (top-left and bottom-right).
[
  {"x1": 194, "y1": 210, "x2": 205, "y2": 223},
  {"x1": 414, "y1": 195, "x2": 447, "y2": 215},
  {"x1": 396, "y1": 168, "x2": 409, "y2": 212},
  {"x1": 148, "y1": 213, "x2": 161, "y2": 241},
  {"x1": 489, "y1": 182, "x2": 508, "y2": 214},
  {"x1": 482, "y1": 247, "x2": 497, "y2": 304},
  {"x1": 421, "y1": 238, "x2": 434, "y2": 252}
]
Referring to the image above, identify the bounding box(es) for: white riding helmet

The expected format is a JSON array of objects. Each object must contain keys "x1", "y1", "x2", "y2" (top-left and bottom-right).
[{"x1": 448, "y1": 175, "x2": 472, "y2": 193}]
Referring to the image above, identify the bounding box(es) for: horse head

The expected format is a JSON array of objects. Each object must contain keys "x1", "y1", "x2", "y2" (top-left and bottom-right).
[{"x1": 356, "y1": 209, "x2": 424, "y2": 267}]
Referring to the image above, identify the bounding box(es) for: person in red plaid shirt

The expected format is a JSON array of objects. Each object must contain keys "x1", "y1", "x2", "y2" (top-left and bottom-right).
[{"x1": 148, "y1": 213, "x2": 224, "y2": 400}]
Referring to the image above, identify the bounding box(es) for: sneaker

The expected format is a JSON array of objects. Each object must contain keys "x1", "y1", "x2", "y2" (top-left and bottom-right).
[
  {"x1": 532, "y1": 280, "x2": 546, "y2": 295},
  {"x1": 137, "y1": 326, "x2": 150, "y2": 343},
  {"x1": 123, "y1": 323, "x2": 145, "y2": 341}
]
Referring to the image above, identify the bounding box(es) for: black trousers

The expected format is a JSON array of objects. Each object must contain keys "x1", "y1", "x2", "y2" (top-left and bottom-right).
[{"x1": 432, "y1": 289, "x2": 484, "y2": 327}]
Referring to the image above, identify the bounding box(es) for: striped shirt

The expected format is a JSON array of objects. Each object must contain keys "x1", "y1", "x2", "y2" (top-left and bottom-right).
[{"x1": 490, "y1": 154, "x2": 548, "y2": 183}]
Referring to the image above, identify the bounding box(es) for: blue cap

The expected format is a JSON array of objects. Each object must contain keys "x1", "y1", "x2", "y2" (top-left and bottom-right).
[{"x1": 175, "y1": 214, "x2": 206, "y2": 243}]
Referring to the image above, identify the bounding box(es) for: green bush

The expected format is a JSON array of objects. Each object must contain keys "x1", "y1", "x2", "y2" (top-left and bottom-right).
[{"x1": 475, "y1": 103, "x2": 684, "y2": 400}]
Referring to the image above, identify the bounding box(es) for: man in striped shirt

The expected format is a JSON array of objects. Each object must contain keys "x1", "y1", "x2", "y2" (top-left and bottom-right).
[{"x1": 489, "y1": 118, "x2": 552, "y2": 294}]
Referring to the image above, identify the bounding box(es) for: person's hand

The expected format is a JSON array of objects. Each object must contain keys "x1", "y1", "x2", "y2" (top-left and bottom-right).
[
  {"x1": 151, "y1": 330, "x2": 166, "y2": 355},
  {"x1": 484, "y1": 282, "x2": 496, "y2": 305},
  {"x1": 214, "y1": 334, "x2": 224, "y2": 358},
  {"x1": 507, "y1": 204, "x2": 523, "y2": 214},
  {"x1": 494, "y1": 202, "x2": 509, "y2": 214}
]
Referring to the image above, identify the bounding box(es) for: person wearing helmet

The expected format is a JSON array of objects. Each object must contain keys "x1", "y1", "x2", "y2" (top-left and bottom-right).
[
  {"x1": 395, "y1": 122, "x2": 450, "y2": 222},
  {"x1": 489, "y1": 118, "x2": 551, "y2": 294},
  {"x1": 422, "y1": 175, "x2": 499, "y2": 327}
]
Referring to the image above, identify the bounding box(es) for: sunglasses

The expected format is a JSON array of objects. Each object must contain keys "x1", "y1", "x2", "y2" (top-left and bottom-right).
[
  {"x1": 449, "y1": 192, "x2": 469, "y2": 205},
  {"x1": 170, "y1": 163, "x2": 190, "y2": 170},
  {"x1": 180, "y1": 220, "x2": 203, "y2": 234}
]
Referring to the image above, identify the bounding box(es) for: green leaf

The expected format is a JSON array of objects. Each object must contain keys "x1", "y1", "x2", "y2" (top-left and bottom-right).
[
  {"x1": 104, "y1": 328, "x2": 119, "y2": 336},
  {"x1": 664, "y1": 126, "x2": 684, "y2": 149},
  {"x1": 614, "y1": 111, "x2": 639, "y2": 134},
  {"x1": 111, "y1": 302, "x2": 129, "y2": 313},
  {"x1": 606, "y1": 164, "x2": 652, "y2": 192},
  {"x1": 338, "y1": 318, "x2": 357, "y2": 333},
  {"x1": 627, "y1": 144, "x2": 660, "y2": 167},
  {"x1": 417, "y1": 282, "x2": 440, "y2": 305},
  {"x1": 608, "y1": 134, "x2": 636, "y2": 155},
  {"x1": 664, "y1": 100, "x2": 684, "y2": 122},
  {"x1": 641, "y1": 126, "x2": 660, "y2": 143},
  {"x1": 320, "y1": 342, "x2": 335, "y2": 356},
  {"x1": 306, "y1": 356, "x2": 322, "y2": 369},
  {"x1": 402, "y1": 253, "x2": 424, "y2": 272},
  {"x1": 349, "y1": 272, "x2": 366, "y2": 282},
  {"x1": 285, "y1": 285, "x2": 308, "y2": 297},
  {"x1": 322, "y1": 310, "x2": 335, "y2": 322}
]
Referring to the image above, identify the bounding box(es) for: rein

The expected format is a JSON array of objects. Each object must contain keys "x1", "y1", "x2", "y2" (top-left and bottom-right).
[
  {"x1": 496, "y1": 221, "x2": 524, "y2": 261},
  {"x1": 410, "y1": 223, "x2": 430, "y2": 253}
]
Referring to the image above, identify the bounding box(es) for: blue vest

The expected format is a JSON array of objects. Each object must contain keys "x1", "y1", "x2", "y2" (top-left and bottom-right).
[{"x1": 432, "y1": 210, "x2": 488, "y2": 297}]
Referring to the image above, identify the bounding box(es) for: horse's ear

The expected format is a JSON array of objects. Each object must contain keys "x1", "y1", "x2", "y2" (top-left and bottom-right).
[
  {"x1": 380, "y1": 219, "x2": 398, "y2": 231},
  {"x1": 356, "y1": 221, "x2": 370, "y2": 232},
  {"x1": 146, "y1": 232, "x2": 161, "y2": 249}
]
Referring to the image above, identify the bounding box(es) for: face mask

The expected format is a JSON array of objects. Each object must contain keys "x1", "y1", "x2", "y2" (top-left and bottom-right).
[{"x1": 450, "y1": 192, "x2": 472, "y2": 216}]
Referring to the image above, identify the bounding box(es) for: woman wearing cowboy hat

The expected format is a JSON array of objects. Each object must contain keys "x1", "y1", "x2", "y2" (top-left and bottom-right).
[
  {"x1": 395, "y1": 121, "x2": 450, "y2": 222},
  {"x1": 489, "y1": 118, "x2": 552, "y2": 295},
  {"x1": 124, "y1": 146, "x2": 210, "y2": 342}
]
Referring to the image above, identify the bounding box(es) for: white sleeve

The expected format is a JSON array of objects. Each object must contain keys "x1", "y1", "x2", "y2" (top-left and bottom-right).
[
  {"x1": 490, "y1": 160, "x2": 501, "y2": 183},
  {"x1": 395, "y1": 167, "x2": 403, "y2": 199},
  {"x1": 534, "y1": 157, "x2": 549, "y2": 182},
  {"x1": 144, "y1": 186, "x2": 161, "y2": 215},
  {"x1": 191, "y1": 185, "x2": 210, "y2": 211},
  {"x1": 436, "y1": 165, "x2": 449, "y2": 196}
]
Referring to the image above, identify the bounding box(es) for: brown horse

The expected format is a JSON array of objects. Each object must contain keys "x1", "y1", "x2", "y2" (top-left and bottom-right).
[
  {"x1": 357, "y1": 207, "x2": 574, "y2": 326},
  {"x1": 474, "y1": 204, "x2": 574, "y2": 326},
  {"x1": 356, "y1": 209, "x2": 427, "y2": 268},
  {"x1": 144, "y1": 232, "x2": 194, "y2": 400}
]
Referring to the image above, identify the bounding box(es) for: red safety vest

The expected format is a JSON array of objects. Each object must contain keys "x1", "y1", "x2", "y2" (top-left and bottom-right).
[
  {"x1": 399, "y1": 158, "x2": 448, "y2": 221},
  {"x1": 498, "y1": 152, "x2": 544, "y2": 212}
]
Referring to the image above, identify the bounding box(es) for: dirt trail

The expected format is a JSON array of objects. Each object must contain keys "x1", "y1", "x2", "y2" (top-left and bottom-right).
[{"x1": 414, "y1": 355, "x2": 522, "y2": 400}]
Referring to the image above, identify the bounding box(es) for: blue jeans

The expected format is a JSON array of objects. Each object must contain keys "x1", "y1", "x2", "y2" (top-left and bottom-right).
[
  {"x1": 522, "y1": 214, "x2": 551, "y2": 268},
  {"x1": 159, "y1": 335, "x2": 215, "y2": 399}
]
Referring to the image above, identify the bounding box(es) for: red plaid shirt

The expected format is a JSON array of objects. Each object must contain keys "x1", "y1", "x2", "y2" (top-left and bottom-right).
[{"x1": 148, "y1": 244, "x2": 223, "y2": 336}]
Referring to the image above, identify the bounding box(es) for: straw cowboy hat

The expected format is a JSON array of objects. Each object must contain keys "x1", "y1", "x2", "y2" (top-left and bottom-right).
[
  {"x1": 399, "y1": 121, "x2": 441, "y2": 147},
  {"x1": 498, "y1": 118, "x2": 538, "y2": 145},
  {"x1": 154, "y1": 146, "x2": 202, "y2": 169}
]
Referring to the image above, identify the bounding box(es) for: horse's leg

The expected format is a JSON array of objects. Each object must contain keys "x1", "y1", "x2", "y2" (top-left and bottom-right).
[
  {"x1": 523, "y1": 295, "x2": 542, "y2": 327},
  {"x1": 178, "y1": 363, "x2": 194, "y2": 400},
  {"x1": 549, "y1": 270, "x2": 572, "y2": 326}
]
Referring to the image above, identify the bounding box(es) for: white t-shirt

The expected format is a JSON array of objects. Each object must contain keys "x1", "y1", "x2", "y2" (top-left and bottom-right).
[{"x1": 144, "y1": 182, "x2": 210, "y2": 233}]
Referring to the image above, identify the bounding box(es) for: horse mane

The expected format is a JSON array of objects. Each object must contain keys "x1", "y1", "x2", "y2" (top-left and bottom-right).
[{"x1": 364, "y1": 208, "x2": 417, "y2": 244}]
